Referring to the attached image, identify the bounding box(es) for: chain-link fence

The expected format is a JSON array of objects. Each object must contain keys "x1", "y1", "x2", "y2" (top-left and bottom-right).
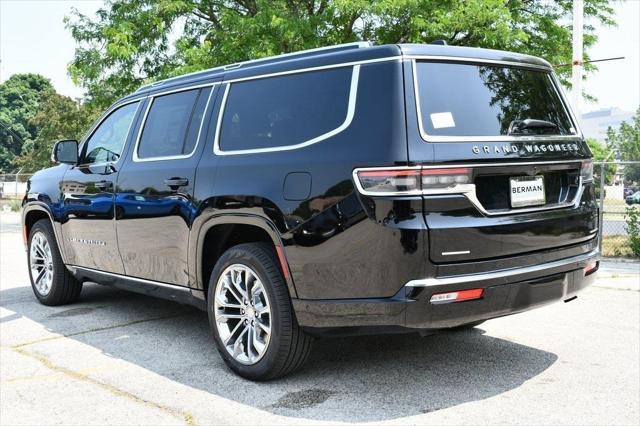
[
  {"x1": 0, "y1": 173, "x2": 33, "y2": 200},
  {"x1": 2, "y1": 163, "x2": 639, "y2": 258},
  {"x1": 595, "y1": 161, "x2": 639, "y2": 258}
]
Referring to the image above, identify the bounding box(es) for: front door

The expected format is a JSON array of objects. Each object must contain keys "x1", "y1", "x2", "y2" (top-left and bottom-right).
[
  {"x1": 115, "y1": 85, "x2": 215, "y2": 286},
  {"x1": 60, "y1": 100, "x2": 142, "y2": 273}
]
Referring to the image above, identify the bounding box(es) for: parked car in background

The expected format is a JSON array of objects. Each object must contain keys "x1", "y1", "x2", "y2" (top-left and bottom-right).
[
  {"x1": 22, "y1": 42, "x2": 598, "y2": 380},
  {"x1": 626, "y1": 191, "x2": 640, "y2": 205}
]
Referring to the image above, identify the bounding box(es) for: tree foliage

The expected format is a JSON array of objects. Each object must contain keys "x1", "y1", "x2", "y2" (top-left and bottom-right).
[
  {"x1": 606, "y1": 108, "x2": 640, "y2": 183},
  {"x1": 0, "y1": 74, "x2": 54, "y2": 171},
  {"x1": 14, "y1": 93, "x2": 100, "y2": 172},
  {"x1": 66, "y1": 0, "x2": 615, "y2": 108},
  {"x1": 586, "y1": 138, "x2": 616, "y2": 185}
]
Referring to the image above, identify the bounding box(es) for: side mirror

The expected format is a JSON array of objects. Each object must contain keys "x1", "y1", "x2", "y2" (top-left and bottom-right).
[{"x1": 52, "y1": 140, "x2": 79, "y2": 164}]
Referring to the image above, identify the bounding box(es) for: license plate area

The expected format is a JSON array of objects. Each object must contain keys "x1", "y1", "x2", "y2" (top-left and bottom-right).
[{"x1": 509, "y1": 176, "x2": 545, "y2": 208}]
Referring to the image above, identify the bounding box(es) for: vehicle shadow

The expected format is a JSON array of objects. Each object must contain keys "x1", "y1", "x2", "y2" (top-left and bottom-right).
[{"x1": 1, "y1": 283, "x2": 558, "y2": 422}]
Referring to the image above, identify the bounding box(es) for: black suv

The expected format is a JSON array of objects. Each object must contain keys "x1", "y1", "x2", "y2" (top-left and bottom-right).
[{"x1": 22, "y1": 42, "x2": 599, "y2": 380}]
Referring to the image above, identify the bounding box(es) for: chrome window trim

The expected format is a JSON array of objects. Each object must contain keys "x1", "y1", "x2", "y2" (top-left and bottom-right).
[
  {"x1": 352, "y1": 160, "x2": 587, "y2": 216},
  {"x1": 405, "y1": 249, "x2": 598, "y2": 287},
  {"x1": 410, "y1": 58, "x2": 583, "y2": 143},
  {"x1": 214, "y1": 64, "x2": 363, "y2": 156},
  {"x1": 132, "y1": 83, "x2": 218, "y2": 163},
  {"x1": 76, "y1": 99, "x2": 142, "y2": 168}
]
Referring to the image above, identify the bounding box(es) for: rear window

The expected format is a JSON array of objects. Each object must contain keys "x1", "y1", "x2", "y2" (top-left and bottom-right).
[
  {"x1": 219, "y1": 67, "x2": 353, "y2": 152},
  {"x1": 415, "y1": 61, "x2": 576, "y2": 138}
]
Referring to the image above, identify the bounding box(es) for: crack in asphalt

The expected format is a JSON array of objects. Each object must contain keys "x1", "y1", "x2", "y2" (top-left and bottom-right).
[
  {"x1": 11, "y1": 345, "x2": 197, "y2": 426},
  {"x1": 11, "y1": 312, "x2": 189, "y2": 349}
]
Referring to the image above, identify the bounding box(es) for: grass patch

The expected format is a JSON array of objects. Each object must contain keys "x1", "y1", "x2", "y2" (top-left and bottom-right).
[
  {"x1": 601, "y1": 235, "x2": 636, "y2": 258},
  {"x1": 0, "y1": 198, "x2": 22, "y2": 212}
]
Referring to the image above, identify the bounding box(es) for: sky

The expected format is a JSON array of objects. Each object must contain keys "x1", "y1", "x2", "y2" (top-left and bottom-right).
[{"x1": 0, "y1": 0, "x2": 639, "y2": 114}]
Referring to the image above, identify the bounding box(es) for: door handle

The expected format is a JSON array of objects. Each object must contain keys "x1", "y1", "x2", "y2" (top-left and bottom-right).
[
  {"x1": 94, "y1": 180, "x2": 113, "y2": 190},
  {"x1": 164, "y1": 177, "x2": 189, "y2": 190}
]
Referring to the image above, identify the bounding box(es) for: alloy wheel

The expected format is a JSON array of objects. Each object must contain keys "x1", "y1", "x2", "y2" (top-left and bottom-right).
[{"x1": 214, "y1": 264, "x2": 271, "y2": 365}]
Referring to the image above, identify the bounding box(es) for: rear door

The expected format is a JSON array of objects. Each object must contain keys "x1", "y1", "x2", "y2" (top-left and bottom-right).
[
  {"x1": 115, "y1": 84, "x2": 217, "y2": 285},
  {"x1": 405, "y1": 59, "x2": 598, "y2": 263}
]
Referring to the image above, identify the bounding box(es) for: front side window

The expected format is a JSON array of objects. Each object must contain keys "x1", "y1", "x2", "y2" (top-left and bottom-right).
[
  {"x1": 415, "y1": 61, "x2": 576, "y2": 138},
  {"x1": 137, "y1": 89, "x2": 202, "y2": 159},
  {"x1": 219, "y1": 67, "x2": 353, "y2": 152},
  {"x1": 82, "y1": 102, "x2": 139, "y2": 164}
]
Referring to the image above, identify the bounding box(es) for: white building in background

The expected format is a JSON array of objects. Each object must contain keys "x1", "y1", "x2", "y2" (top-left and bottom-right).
[{"x1": 580, "y1": 107, "x2": 634, "y2": 144}]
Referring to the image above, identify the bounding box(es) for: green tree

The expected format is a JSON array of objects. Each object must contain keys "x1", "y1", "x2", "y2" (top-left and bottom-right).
[
  {"x1": 606, "y1": 108, "x2": 640, "y2": 183},
  {"x1": 15, "y1": 93, "x2": 99, "y2": 172},
  {"x1": 66, "y1": 0, "x2": 615, "y2": 108},
  {"x1": 0, "y1": 74, "x2": 54, "y2": 171},
  {"x1": 587, "y1": 138, "x2": 616, "y2": 198}
]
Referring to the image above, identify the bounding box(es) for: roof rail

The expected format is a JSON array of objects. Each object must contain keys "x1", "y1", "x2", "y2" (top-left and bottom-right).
[{"x1": 136, "y1": 41, "x2": 372, "y2": 92}]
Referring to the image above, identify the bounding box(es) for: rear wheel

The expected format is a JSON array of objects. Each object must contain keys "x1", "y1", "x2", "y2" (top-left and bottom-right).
[
  {"x1": 28, "y1": 219, "x2": 82, "y2": 306},
  {"x1": 207, "y1": 242, "x2": 312, "y2": 380}
]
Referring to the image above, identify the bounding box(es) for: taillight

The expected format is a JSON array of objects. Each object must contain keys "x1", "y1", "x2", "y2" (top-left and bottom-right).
[
  {"x1": 354, "y1": 167, "x2": 472, "y2": 195},
  {"x1": 421, "y1": 167, "x2": 472, "y2": 189},
  {"x1": 581, "y1": 160, "x2": 593, "y2": 182},
  {"x1": 355, "y1": 168, "x2": 421, "y2": 195}
]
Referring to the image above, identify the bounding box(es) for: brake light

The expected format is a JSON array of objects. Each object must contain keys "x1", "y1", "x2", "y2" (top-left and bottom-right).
[
  {"x1": 581, "y1": 160, "x2": 593, "y2": 182},
  {"x1": 430, "y1": 288, "x2": 484, "y2": 304},
  {"x1": 356, "y1": 169, "x2": 421, "y2": 194},
  {"x1": 354, "y1": 167, "x2": 472, "y2": 195}
]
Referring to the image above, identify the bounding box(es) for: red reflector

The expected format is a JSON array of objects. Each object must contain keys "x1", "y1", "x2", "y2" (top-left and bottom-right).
[
  {"x1": 430, "y1": 288, "x2": 484, "y2": 304},
  {"x1": 275, "y1": 245, "x2": 290, "y2": 280},
  {"x1": 584, "y1": 260, "x2": 598, "y2": 275}
]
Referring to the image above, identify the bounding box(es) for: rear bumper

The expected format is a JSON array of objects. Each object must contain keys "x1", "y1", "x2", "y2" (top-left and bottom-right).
[{"x1": 293, "y1": 249, "x2": 598, "y2": 331}]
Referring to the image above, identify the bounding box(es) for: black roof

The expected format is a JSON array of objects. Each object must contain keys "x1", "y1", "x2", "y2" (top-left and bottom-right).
[{"x1": 120, "y1": 42, "x2": 552, "y2": 103}]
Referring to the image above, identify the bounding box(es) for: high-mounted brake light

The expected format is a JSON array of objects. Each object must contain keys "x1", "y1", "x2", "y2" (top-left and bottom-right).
[
  {"x1": 430, "y1": 288, "x2": 484, "y2": 304},
  {"x1": 354, "y1": 167, "x2": 473, "y2": 195},
  {"x1": 581, "y1": 160, "x2": 593, "y2": 182}
]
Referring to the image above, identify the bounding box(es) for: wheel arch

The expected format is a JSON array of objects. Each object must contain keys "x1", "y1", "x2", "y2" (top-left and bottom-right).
[
  {"x1": 193, "y1": 214, "x2": 296, "y2": 299},
  {"x1": 22, "y1": 203, "x2": 66, "y2": 263}
]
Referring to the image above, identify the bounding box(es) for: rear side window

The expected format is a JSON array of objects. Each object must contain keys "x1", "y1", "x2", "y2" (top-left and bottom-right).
[
  {"x1": 137, "y1": 89, "x2": 202, "y2": 159},
  {"x1": 219, "y1": 67, "x2": 353, "y2": 152},
  {"x1": 415, "y1": 62, "x2": 576, "y2": 138}
]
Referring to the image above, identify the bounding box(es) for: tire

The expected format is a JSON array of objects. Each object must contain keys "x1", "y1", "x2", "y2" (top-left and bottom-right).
[
  {"x1": 27, "y1": 219, "x2": 82, "y2": 306},
  {"x1": 207, "y1": 242, "x2": 313, "y2": 380}
]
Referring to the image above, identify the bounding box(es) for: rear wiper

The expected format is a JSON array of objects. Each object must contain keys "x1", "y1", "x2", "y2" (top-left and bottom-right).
[{"x1": 508, "y1": 119, "x2": 559, "y2": 135}]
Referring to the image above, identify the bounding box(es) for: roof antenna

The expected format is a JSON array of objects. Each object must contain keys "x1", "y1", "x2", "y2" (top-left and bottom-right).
[{"x1": 430, "y1": 40, "x2": 447, "y2": 45}]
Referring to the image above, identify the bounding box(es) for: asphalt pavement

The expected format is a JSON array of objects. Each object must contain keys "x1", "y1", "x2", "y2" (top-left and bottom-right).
[{"x1": 1, "y1": 212, "x2": 639, "y2": 425}]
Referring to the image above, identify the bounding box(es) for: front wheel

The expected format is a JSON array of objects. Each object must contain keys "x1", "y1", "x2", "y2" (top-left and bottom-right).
[
  {"x1": 28, "y1": 219, "x2": 82, "y2": 305},
  {"x1": 207, "y1": 242, "x2": 312, "y2": 380}
]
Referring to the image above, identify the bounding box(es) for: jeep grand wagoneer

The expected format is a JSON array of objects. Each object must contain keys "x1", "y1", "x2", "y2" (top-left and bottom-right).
[{"x1": 23, "y1": 42, "x2": 598, "y2": 380}]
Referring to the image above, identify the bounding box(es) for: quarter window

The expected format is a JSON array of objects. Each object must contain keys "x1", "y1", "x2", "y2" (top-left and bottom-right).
[
  {"x1": 219, "y1": 67, "x2": 353, "y2": 152},
  {"x1": 82, "y1": 102, "x2": 139, "y2": 165},
  {"x1": 137, "y1": 89, "x2": 202, "y2": 159}
]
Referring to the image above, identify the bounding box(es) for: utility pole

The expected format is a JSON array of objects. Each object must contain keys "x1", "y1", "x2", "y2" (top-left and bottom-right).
[{"x1": 572, "y1": 0, "x2": 584, "y2": 116}]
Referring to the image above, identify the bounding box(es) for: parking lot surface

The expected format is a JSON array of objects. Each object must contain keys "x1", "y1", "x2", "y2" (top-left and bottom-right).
[{"x1": 1, "y1": 212, "x2": 639, "y2": 425}]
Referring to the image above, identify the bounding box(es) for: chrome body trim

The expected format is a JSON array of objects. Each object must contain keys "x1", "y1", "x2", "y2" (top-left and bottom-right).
[
  {"x1": 442, "y1": 250, "x2": 471, "y2": 256},
  {"x1": 214, "y1": 64, "x2": 362, "y2": 156},
  {"x1": 71, "y1": 265, "x2": 192, "y2": 291},
  {"x1": 352, "y1": 160, "x2": 588, "y2": 216},
  {"x1": 132, "y1": 83, "x2": 218, "y2": 163},
  {"x1": 405, "y1": 249, "x2": 599, "y2": 287},
  {"x1": 410, "y1": 59, "x2": 583, "y2": 143}
]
